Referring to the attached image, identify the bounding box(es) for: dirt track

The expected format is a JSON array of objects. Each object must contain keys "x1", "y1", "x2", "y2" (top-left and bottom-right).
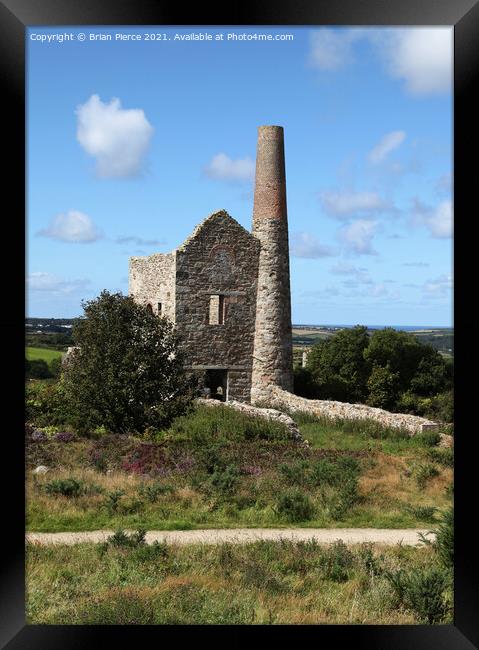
[{"x1": 26, "y1": 528, "x2": 433, "y2": 546}]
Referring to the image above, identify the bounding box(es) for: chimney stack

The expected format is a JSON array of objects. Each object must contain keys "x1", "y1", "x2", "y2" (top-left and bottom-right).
[{"x1": 251, "y1": 125, "x2": 293, "y2": 403}]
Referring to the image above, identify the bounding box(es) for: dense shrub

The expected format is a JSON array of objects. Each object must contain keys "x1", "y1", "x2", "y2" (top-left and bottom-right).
[
  {"x1": 209, "y1": 464, "x2": 240, "y2": 496},
  {"x1": 275, "y1": 489, "x2": 315, "y2": 522},
  {"x1": 106, "y1": 529, "x2": 147, "y2": 548},
  {"x1": 426, "y1": 447, "x2": 454, "y2": 468},
  {"x1": 26, "y1": 359, "x2": 52, "y2": 380},
  {"x1": 138, "y1": 482, "x2": 173, "y2": 502},
  {"x1": 386, "y1": 566, "x2": 451, "y2": 623},
  {"x1": 414, "y1": 463, "x2": 440, "y2": 489},
  {"x1": 321, "y1": 540, "x2": 354, "y2": 582},
  {"x1": 25, "y1": 381, "x2": 70, "y2": 427},
  {"x1": 428, "y1": 507, "x2": 454, "y2": 569},
  {"x1": 44, "y1": 478, "x2": 84, "y2": 497}
]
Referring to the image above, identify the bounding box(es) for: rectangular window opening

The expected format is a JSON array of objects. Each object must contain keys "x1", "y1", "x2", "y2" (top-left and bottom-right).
[
  {"x1": 158, "y1": 302, "x2": 162, "y2": 315},
  {"x1": 209, "y1": 295, "x2": 225, "y2": 325}
]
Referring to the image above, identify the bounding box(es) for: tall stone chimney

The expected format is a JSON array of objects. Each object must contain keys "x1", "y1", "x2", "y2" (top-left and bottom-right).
[{"x1": 250, "y1": 125, "x2": 293, "y2": 403}]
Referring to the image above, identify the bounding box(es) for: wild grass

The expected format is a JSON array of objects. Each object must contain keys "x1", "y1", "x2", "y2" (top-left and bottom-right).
[
  {"x1": 292, "y1": 411, "x2": 443, "y2": 455},
  {"x1": 25, "y1": 347, "x2": 63, "y2": 363},
  {"x1": 26, "y1": 539, "x2": 452, "y2": 625},
  {"x1": 26, "y1": 404, "x2": 452, "y2": 532}
]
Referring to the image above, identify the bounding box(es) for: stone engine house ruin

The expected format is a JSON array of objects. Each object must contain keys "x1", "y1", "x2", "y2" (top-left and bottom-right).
[{"x1": 129, "y1": 125, "x2": 293, "y2": 404}]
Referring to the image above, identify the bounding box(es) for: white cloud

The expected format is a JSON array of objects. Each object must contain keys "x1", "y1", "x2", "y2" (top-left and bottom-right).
[
  {"x1": 308, "y1": 29, "x2": 364, "y2": 70},
  {"x1": 38, "y1": 210, "x2": 102, "y2": 243},
  {"x1": 76, "y1": 94, "x2": 154, "y2": 178},
  {"x1": 320, "y1": 190, "x2": 390, "y2": 219},
  {"x1": 423, "y1": 274, "x2": 453, "y2": 298},
  {"x1": 338, "y1": 219, "x2": 378, "y2": 255},
  {"x1": 203, "y1": 153, "x2": 255, "y2": 182},
  {"x1": 412, "y1": 199, "x2": 453, "y2": 238},
  {"x1": 368, "y1": 131, "x2": 406, "y2": 164},
  {"x1": 377, "y1": 28, "x2": 452, "y2": 95},
  {"x1": 308, "y1": 27, "x2": 452, "y2": 96},
  {"x1": 27, "y1": 272, "x2": 90, "y2": 295},
  {"x1": 115, "y1": 235, "x2": 165, "y2": 246},
  {"x1": 290, "y1": 232, "x2": 337, "y2": 258},
  {"x1": 330, "y1": 262, "x2": 373, "y2": 284}
]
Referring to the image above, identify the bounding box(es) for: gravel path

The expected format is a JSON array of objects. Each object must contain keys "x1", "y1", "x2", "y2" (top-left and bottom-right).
[{"x1": 26, "y1": 528, "x2": 433, "y2": 546}]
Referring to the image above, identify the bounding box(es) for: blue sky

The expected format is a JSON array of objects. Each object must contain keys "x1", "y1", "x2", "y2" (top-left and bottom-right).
[{"x1": 27, "y1": 26, "x2": 453, "y2": 325}]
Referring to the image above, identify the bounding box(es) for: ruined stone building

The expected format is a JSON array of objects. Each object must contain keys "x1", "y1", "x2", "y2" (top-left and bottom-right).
[{"x1": 129, "y1": 125, "x2": 293, "y2": 404}]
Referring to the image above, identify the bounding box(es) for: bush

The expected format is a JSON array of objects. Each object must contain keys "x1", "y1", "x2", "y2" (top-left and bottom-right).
[
  {"x1": 25, "y1": 381, "x2": 70, "y2": 428},
  {"x1": 279, "y1": 460, "x2": 310, "y2": 486},
  {"x1": 104, "y1": 490, "x2": 125, "y2": 514},
  {"x1": 415, "y1": 430, "x2": 441, "y2": 447},
  {"x1": 426, "y1": 447, "x2": 454, "y2": 468},
  {"x1": 310, "y1": 456, "x2": 360, "y2": 488},
  {"x1": 209, "y1": 464, "x2": 240, "y2": 496},
  {"x1": 428, "y1": 507, "x2": 454, "y2": 569},
  {"x1": 414, "y1": 463, "x2": 440, "y2": 489},
  {"x1": 138, "y1": 482, "x2": 174, "y2": 502},
  {"x1": 107, "y1": 529, "x2": 146, "y2": 548},
  {"x1": 321, "y1": 540, "x2": 354, "y2": 582},
  {"x1": 44, "y1": 478, "x2": 84, "y2": 498},
  {"x1": 26, "y1": 358, "x2": 52, "y2": 380},
  {"x1": 61, "y1": 291, "x2": 194, "y2": 434},
  {"x1": 275, "y1": 489, "x2": 315, "y2": 522},
  {"x1": 386, "y1": 566, "x2": 451, "y2": 623},
  {"x1": 404, "y1": 504, "x2": 437, "y2": 522}
]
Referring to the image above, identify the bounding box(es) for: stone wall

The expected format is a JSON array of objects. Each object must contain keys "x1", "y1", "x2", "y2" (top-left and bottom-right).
[
  {"x1": 175, "y1": 210, "x2": 260, "y2": 403},
  {"x1": 264, "y1": 386, "x2": 439, "y2": 435},
  {"x1": 129, "y1": 252, "x2": 176, "y2": 321}
]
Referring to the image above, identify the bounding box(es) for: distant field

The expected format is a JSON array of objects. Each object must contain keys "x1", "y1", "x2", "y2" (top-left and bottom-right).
[{"x1": 26, "y1": 347, "x2": 63, "y2": 363}]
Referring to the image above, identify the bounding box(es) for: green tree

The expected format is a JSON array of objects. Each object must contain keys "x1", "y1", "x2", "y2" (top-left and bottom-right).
[
  {"x1": 62, "y1": 291, "x2": 193, "y2": 434},
  {"x1": 306, "y1": 326, "x2": 370, "y2": 402},
  {"x1": 409, "y1": 346, "x2": 452, "y2": 396},
  {"x1": 364, "y1": 328, "x2": 423, "y2": 392},
  {"x1": 365, "y1": 328, "x2": 451, "y2": 405},
  {"x1": 366, "y1": 364, "x2": 400, "y2": 410}
]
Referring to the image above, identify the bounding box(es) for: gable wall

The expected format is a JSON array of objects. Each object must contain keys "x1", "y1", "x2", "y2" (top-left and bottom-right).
[
  {"x1": 175, "y1": 213, "x2": 260, "y2": 402},
  {"x1": 129, "y1": 252, "x2": 176, "y2": 321}
]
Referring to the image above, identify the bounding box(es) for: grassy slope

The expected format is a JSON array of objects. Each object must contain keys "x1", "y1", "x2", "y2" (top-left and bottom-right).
[
  {"x1": 26, "y1": 408, "x2": 453, "y2": 533},
  {"x1": 26, "y1": 539, "x2": 451, "y2": 625},
  {"x1": 26, "y1": 347, "x2": 63, "y2": 362}
]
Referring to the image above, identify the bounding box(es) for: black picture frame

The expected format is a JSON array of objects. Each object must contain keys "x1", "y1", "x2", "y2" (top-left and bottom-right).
[{"x1": 2, "y1": 0, "x2": 477, "y2": 647}]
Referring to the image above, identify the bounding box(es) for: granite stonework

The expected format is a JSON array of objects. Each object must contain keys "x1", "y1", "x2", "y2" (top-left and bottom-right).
[
  {"x1": 130, "y1": 211, "x2": 260, "y2": 402},
  {"x1": 251, "y1": 126, "x2": 294, "y2": 404},
  {"x1": 265, "y1": 386, "x2": 439, "y2": 435},
  {"x1": 129, "y1": 252, "x2": 176, "y2": 321}
]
